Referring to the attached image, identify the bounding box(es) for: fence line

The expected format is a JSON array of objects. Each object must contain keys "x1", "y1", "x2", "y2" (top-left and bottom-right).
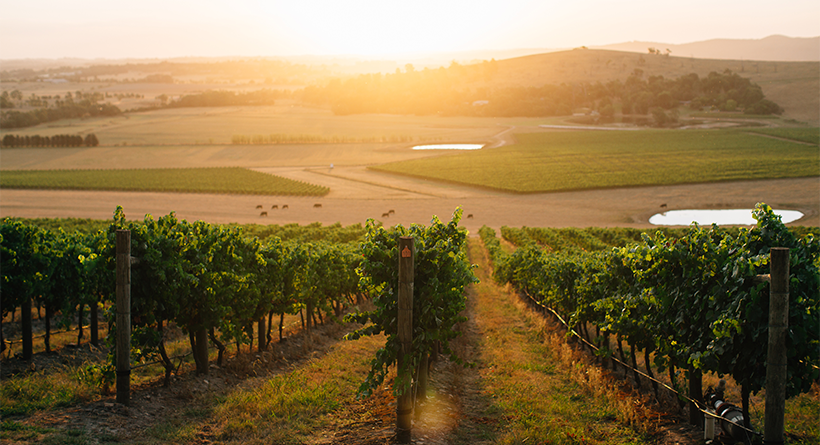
[
  {"x1": 3, "y1": 323, "x2": 95, "y2": 345},
  {"x1": 520, "y1": 289, "x2": 763, "y2": 440}
]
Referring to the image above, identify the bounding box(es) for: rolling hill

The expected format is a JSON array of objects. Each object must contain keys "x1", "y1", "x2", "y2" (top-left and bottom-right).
[{"x1": 471, "y1": 48, "x2": 819, "y2": 125}]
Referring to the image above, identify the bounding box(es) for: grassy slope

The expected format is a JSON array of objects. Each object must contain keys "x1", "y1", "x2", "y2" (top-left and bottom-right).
[
  {"x1": 480, "y1": 49, "x2": 820, "y2": 125},
  {"x1": 372, "y1": 130, "x2": 820, "y2": 193}
]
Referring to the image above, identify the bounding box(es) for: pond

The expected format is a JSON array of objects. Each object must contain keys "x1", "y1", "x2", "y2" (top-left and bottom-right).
[
  {"x1": 649, "y1": 209, "x2": 804, "y2": 226},
  {"x1": 411, "y1": 144, "x2": 484, "y2": 150}
]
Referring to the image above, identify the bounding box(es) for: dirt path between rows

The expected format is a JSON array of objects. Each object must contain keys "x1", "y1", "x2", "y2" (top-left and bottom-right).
[{"x1": 313, "y1": 238, "x2": 702, "y2": 444}]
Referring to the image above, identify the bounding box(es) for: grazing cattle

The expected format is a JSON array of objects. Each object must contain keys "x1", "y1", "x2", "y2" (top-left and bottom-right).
[
  {"x1": 388, "y1": 209, "x2": 395, "y2": 214},
  {"x1": 260, "y1": 211, "x2": 268, "y2": 216},
  {"x1": 314, "y1": 203, "x2": 322, "y2": 208},
  {"x1": 660, "y1": 203, "x2": 667, "y2": 208},
  {"x1": 256, "y1": 205, "x2": 263, "y2": 209},
  {"x1": 282, "y1": 205, "x2": 289, "y2": 209},
  {"x1": 382, "y1": 213, "x2": 390, "y2": 217},
  {"x1": 271, "y1": 205, "x2": 278, "y2": 209},
  {"x1": 467, "y1": 214, "x2": 474, "y2": 219}
]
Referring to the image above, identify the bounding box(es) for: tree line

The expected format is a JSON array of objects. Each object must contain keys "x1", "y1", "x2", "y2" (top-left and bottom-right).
[
  {"x1": 299, "y1": 66, "x2": 783, "y2": 122},
  {"x1": 163, "y1": 89, "x2": 283, "y2": 108},
  {"x1": 1, "y1": 133, "x2": 99, "y2": 148},
  {"x1": 1, "y1": 59, "x2": 328, "y2": 84},
  {"x1": 0, "y1": 99, "x2": 121, "y2": 129}
]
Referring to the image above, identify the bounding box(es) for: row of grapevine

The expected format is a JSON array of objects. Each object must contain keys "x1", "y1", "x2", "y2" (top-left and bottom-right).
[
  {"x1": 345, "y1": 208, "x2": 478, "y2": 398},
  {"x1": 1, "y1": 207, "x2": 362, "y2": 386},
  {"x1": 1, "y1": 221, "x2": 106, "y2": 355},
  {"x1": 482, "y1": 203, "x2": 819, "y2": 429},
  {"x1": 117, "y1": 206, "x2": 359, "y2": 378},
  {"x1": 500, "y1": 225, "x2": 744, "y2": 252}
]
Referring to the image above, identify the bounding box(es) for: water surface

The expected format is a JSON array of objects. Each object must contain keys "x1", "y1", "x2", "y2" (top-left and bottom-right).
[
  {"x1": 412, "y1": 144, "x2": 484, "y2": 150},
  {"x1": 649, "y1": 209, "x2": 804, "y2": 226}
]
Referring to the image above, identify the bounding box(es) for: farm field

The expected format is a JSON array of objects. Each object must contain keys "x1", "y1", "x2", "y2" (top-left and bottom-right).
[
  {"x1": 747, "y1": 127, "x2": 820, "y2": 144},
  {"x1": 2, "y1": 106, "x2": 818, "y2": 229},
  {"x1": 0, "y1": 102, "x2": 519, "y2": 148},
  {"x1": 0, "y1": 167, "x2": 329, "y2": 196},
  {"x1": 371, "y1": 129, "x2": 820, "y2": 193}
]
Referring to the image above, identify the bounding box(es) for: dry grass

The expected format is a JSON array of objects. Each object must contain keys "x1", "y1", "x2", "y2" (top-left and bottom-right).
[
  {"x1": 0, "y1": 103, "x2": 514, "y2": 148},
  {"x1": 466, "y1": 238, "x2": 655, "y2": 444},
  {"x1": 206, "y1": 331, "x2": 386, "y2": 444}
]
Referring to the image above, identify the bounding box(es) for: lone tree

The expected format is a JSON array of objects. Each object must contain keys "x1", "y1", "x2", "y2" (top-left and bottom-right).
[{"x1": 84, "y1": 133, "x2": 99, "y2": 147}]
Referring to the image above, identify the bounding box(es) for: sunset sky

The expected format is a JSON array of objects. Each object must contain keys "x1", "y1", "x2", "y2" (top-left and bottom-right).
[{"x1": 1, "y1": 0, "x2": 818, "y2": 59}]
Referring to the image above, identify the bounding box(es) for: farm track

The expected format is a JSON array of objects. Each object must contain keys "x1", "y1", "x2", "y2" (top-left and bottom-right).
[
  {"x1": 2, "y1": 176, "x2": 817, "y2": 232},
  {"x1": 743, "y1": 131, "x2": 819, "y2": 146}
]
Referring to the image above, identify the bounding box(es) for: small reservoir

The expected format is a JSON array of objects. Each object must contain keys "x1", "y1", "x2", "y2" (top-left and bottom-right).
[
  {"x1": 412, "y1": 144, "x2": 484, "y2": 150},
  {"x1": 649, "y1": 209, "x2": 804, "y2": 226}
]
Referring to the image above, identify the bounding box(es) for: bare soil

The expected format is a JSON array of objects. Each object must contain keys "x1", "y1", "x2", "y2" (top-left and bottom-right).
[{"x1": 2, "y1": 173, "x2": 817, "y2": 232}]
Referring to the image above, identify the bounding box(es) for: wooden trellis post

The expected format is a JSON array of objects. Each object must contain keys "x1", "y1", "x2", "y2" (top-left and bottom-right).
[
  {"x1": 396, "y1": 236, "x2": 414, "y2": 443},
  {"x1": 764, "y1": 247, "x2": 789, "y2": 445},
  {"x1": 116, "y1": 230, "x2": 132, "y2": 406}
]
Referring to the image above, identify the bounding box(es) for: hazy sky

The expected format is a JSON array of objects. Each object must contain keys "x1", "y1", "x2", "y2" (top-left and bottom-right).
[{"x1": 1, "y1": 0, "x2": 818, "y2": 59}]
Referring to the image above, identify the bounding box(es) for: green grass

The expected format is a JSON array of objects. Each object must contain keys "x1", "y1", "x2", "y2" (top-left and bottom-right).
[
  {"x1": 0, "y1": 167, "x2": 329, "y2": 196},
  {"x1": 371, "y1": 130, "x2": 820, "y2": 193},
  {"x1": 747, "y1": 127, "x2": 820, "y2": 145},
  {"x1": 0, "y1": 366, "x2": 100, "y2": 416},
  {"x1": 209, "y1": 335, "x2": 383, "y2": 444},
  {"x1": 0, "y1": 421, "x2": 56, "y2": 442}
]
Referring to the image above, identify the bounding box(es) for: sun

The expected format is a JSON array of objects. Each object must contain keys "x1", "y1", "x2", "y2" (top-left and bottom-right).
[{"x1": 267, "y1": 1, "x2": 521, "y2": 56}]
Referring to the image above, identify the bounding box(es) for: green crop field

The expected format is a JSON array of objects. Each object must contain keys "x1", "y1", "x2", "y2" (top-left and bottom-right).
[
  {"x1": 747, "y1": 127, "x2": 820, "y2": 145},
  {"x1": 371, "y1": 129, "x2": 820, "y2": 193},
  {"x1": 0, "y1": 167, "x2": 329, "y2": 196}
]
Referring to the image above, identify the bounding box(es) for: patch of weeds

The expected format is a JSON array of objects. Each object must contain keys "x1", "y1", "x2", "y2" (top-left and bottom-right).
[
  {"x1": 0, "y1": 420, "x2": 55, "y2": 441},
  {"x1": 145, "y1": 420, "x2": 198, "y2": 442},
  {"x1": 39, "y1": 429, "x2": 90, "y2": 445},
  {"x1": 183, "y1": 406, "x2": 212, "y2": 418},
  {"x1": 0, "y1": 365, "x2": 100, "y2": 416}
]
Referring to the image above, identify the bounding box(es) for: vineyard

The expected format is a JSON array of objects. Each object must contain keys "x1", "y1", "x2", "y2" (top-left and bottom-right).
[
  {"x1": 371, "y1": 129, "x2": 820, "y2": 193},
  {"x1": 1, "y1": 204, "x2": 819, "y2": 444},
  {"x1": 481, "y1": 203, "x2": 819, "y2": 441}
]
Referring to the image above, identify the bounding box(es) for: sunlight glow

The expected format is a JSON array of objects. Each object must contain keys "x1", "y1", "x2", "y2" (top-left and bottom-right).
[
  {"x1": 0, "y1": 0, "x2": 817, "y2": 58},
  {"x1": 269, "y1": 1, "x2": 523, "y2": 56}
]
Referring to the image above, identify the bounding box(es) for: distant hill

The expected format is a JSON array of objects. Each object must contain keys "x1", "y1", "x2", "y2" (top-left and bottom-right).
[
  {"x1": 593, "y1": 35, "x2": 820, "y2": 62},
  {"x1": 478, "y1": 49, "x2": 819, "y2": 125}
]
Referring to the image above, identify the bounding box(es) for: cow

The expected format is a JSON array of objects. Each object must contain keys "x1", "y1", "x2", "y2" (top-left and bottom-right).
[
  {"x1": 314, "y1": 203, "x2": 322, "y2": 208},
  {"x1": 256, "y1": 205, "x2": 263, "y2": 209},
  {"x1": 467, "y1": 214, "x2": 474, "y2": 219},
  {"x1": 382, "y1": 213, "x2": 390, "y2": 217},
  {"x1": 388, "y1": 209, "x2": 395, "y2": 214},
  {"x1": 271, "y1": 205, "x2": 278, "y2": 209},
  {"x1": 660, "y1": 203, "x2": 668, "y2": 208},
  {"x1": 282, "y1": 205, "x2": 289, "y2": 209},
  {"x1": 260, "y1": 211, "x2": 268, "y2": 216}
]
